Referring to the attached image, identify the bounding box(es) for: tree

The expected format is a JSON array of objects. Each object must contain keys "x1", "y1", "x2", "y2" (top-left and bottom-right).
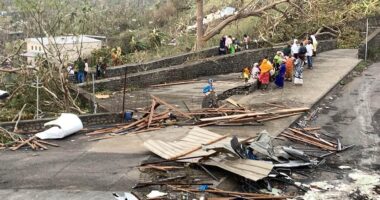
[
  {"x1": 0, "y1": 0, "x2": 101, "y2": 120},
  {"x1": 194, "y1": 0, "x2": 380, "y2": 49},
  {"x1": 195, "y1": 0, "x2": 298, "y2": 49}
]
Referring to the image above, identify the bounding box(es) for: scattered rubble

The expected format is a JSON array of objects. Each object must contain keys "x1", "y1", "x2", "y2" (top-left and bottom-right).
[
  {"x1": 0, "y1": 127, "x2": 59, "y2": 151},
  {"x1": 86, "y1": 95, "x2": 309, "y2": 141}
]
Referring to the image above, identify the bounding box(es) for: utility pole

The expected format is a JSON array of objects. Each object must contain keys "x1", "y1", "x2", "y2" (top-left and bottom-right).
[
  {"x1": 122, "y1": 67, "x2": 127, "y2": 121},
  {"x1": 365, "y1": 18, "x2": 369, "y2": 62},
  {"x1": 36, "y1": 75, "x2": 39, "y2": 119},
  {"x1": 92, "y1": 73, "x2": 97, "y2": 114}
]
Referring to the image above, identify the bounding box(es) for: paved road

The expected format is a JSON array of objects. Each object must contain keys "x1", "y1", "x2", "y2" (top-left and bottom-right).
[
  {"x1": 0, "y1": 49, "x2": 363, "y2": 199},
  {"x1": 313, "y1": 62, "x2": 380, "y2": 171}
]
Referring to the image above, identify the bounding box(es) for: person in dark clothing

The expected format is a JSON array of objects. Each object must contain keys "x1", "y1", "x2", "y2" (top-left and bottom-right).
[
  {"x1": 96, "y1": 62, "x2": 101, "y2": 78},
  {"x1": 298, "y1": 43, "x2": 307, "y2": 61},
  {"x1": 219, "y1": 36, "x2": 227, "y2": 55},
  {"x1": 283, "y1": 44, "x2": 291, "y2": 57},
  {"x1": 76, "y1": 57, "x2": 85, "y2": 83}
]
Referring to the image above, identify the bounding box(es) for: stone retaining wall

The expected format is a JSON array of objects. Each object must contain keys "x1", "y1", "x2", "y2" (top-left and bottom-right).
[
  {"x1": 0, "y1": 113, "x2": 123, "y2": 132},
  {"x1": 82, "y1": 40, "x2": 337, "y2": 91},
  {"x1": 358, "y1": 28, "x2": 380, "y2": 61},
  {"x1": 101, "y1": 46, "x2": 219, "y2": 78}
]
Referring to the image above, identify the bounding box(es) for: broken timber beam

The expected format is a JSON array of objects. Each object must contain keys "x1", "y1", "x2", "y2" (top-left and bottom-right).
[
  {"x1": 151, "y1": 95, "x2": 192, "y2": 119},
  {"x1": 168, "y1": 135, "x2": 228, "y2": 160}
]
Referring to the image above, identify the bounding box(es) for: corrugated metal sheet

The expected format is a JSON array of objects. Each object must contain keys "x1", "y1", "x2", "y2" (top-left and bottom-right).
[
  {"x1": 144, "y1": 127, "x2": 273, "y2": 181},
  {"x1": 144, "y1": 127, "x2": 223, "y2": 163},
  {"x1": 205, "y1": 155, "x2": 273, "y2": 181}
]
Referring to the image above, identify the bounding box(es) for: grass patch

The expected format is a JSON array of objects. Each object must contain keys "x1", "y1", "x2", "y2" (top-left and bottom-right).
[{"x1": 354, "y1": 60, "x2": 372, "y2": 73}]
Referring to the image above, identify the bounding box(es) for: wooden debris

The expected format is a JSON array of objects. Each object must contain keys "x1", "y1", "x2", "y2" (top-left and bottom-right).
[
  {"x1": 281, "y1": 129, "x2": 337, "y2": 151},
  {"x1": 225, "y1": 98, "x2": 243, "y2": 108},
  {"x1": 139, "y1": 164, "x2": 184, "y2": 172},
  {"x1": 151, "y1": 95, "x2": 192, "y2": 119},
  {"x1": 169, "y1": 134, "x2": 228, "y2": 160},
  {"x1": 150, "y1": 80, "x2": 199, "y2": 87}
]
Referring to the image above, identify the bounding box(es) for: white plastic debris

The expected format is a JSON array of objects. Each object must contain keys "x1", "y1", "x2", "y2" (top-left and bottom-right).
[
  {"x1": 35, "y1": 113, "x2": 83, "y2": 140},
  {"x1": 146, "y1": 190, "x2": 167, "y2": 199},
  {"x1": 0, "y1": 90, "x2": 9, "y2": 99},
  {"x1": 339, "y1": 165, "x2": 352, "y2": 170},
  {"x1": 113, "y1": 192, "x2": 139, "y2": 200}
]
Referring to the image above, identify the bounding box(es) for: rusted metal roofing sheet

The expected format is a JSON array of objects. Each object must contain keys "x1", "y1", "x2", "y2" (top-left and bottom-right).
[
  {"x1": 205, "y1": 155, "x2": 274, "y2": 181},
  {"x1": 144, "y1": 127, "x2": 273, "y2": 181},
  {"x1": 144, "y1": 127, "x2": 223, "y2": 163}
]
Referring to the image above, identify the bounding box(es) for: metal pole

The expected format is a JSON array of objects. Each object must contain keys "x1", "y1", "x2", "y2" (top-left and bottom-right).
[
  {"x1": 92, "y1": 73, "x2": 97, "y2": 114},
  {"x1": 36, "y1": 75, "x2": 39, "y2": 119},
  {"x1": 122, "y1": 68, "x2": 127, "y2": 120},
  {"x1": 365, "y1": 18, "x2": 369, "y2": 62}
]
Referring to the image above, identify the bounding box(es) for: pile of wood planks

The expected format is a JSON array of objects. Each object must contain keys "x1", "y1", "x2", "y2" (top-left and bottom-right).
[
  {"x1": 0, "y1": 128, "x2": 59, "y2": 151},
  {"x1": 86, "y1": 95, "x2": 191, "y2": 139},
  {"x1": 86, "y1": 95, "x2": 310, "y2": 141},
  {"x1": 281, "y1": 127, "x2": 338, "y2": 151},
  {"x1": 195, "y1": 107, "x2": 309, "y2": 127}
]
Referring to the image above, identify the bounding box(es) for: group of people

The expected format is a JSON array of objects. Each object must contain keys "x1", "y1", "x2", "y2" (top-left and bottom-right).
[
  {"x1": 242, "y1": 35, "x2": 318, "y2": 90},
  {"x1": 67, "y1": 58, "x2": 108, "y2": 83},
  {"x1": 219, "y1": 34, "x2": 252, "y2": 55},
  {"x1": 67, "y1": 57, "x2": 89, "y2": 83}
]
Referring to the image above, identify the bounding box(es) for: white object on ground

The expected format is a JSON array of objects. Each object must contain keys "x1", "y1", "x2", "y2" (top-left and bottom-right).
[
  {"x1": 0, "y1": 89, "x2": 9, "y2": 99},
  {"x1": 35, "y1": 113, "x2": 83, "y2": 140},
  {"x1": 146, "y1": 190, "x2": 167, "y2": 199},
  {"x1": 338, "y1": 165, "x2": 352, "y2": 170},
  {"x1": 113, "y1": 192, "x2": 139, "y2": 200}
]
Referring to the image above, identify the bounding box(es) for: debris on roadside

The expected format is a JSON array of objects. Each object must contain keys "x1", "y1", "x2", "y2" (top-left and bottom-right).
[
  {"x1": 35, "y1": 113, "x2": 83, "y2": 140},
  {"x1": 0, "y1": 127, "x2": 59, "y2": 151},
  {"x1": 85, "y1": 95, "x2": 309, "y2": 141}
]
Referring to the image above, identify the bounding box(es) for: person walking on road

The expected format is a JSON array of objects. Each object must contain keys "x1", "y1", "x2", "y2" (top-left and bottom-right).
[
  {"x1": 275, "y1": 59, "x2": 286, "y2": 88},
  {"x1": 259, "y1": 59, "x2": 273, "y2": 90},
  {"x1": 285, "y1": 56, "x2": 294, "y2": 82},
  {"x1": 306, "y1": 40, "x2": 314, "y2": 69},
  {"x1": 294, "y1": 57, "x2": 304, "y2": 85},
  {"x1": 291, "y1": 39, "x2": 299, "y2": 58}
]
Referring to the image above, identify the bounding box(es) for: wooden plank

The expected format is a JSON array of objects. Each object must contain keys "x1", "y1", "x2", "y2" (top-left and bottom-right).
[
  {"x1": 11, "y1": 136, "x2": 36, "y2": 151},
  {"x1": 151, "y1": 95, "x2": 192, "y2": 119},
  {"x1": 150, "y1": 80, "x2": 199, "y2": 87},
  {"x1": 199, "y1": 112, "x2": 266, "y2": 122},
  {"x1": 288, "y1": 128, "x2": 336, "y2": 147},
  {"x1": 33, "y1": 140, "x2": 49, "y2": 150},
  {"x1": 225, "y1": 98, "x2": 243, "y2": 108},
  {"x1": 37, "y1": 140, "x2": 59, "y2": 147},
  {"x1": 169, "y1": 135, "x2": 228, "y2": 160},
  {"x1": 300, "y1": 127, "x2": 321, "y2": 131},
  {"x1": 281, "y1": 131, "x2": 336, "y2": 151},
  {"x1": 269, "y1": 107, "x2": 309, "y2": 115},
  {"x1": 257, "y1": 112, "x2": 302, "y2": 122},
  {"x1": 147, "y1": 99, "x2": 157, "y2": 128}
]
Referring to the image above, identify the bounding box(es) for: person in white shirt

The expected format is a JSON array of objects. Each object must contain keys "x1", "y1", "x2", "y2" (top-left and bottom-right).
[
  {"x1": 291, "y1": 39, "x2": 299, "y2": 58},
  {"x1": 84, "y1": 58, "x2": 89, "y2": 80},
  {"x1": 225, "y1": 35, "x2": 233, "y2": 53},
  {"x1": 306, "y1": 40, "x2": 314, "y2": 69}
]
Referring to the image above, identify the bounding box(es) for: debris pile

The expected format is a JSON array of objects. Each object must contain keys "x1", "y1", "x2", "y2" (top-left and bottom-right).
[
  {"x1": 86, "y1": 95, "x2": 309, "y2": 141},
  {"x1": 0, "y1": 127, "x2": 59, "y2": 151},
  {"x1": 280, "y1": 126, "x2": 354, "y2": 155}
]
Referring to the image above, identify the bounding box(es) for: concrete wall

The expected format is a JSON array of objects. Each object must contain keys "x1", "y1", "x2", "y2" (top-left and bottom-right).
[
  {"x1": 0, "y1": 113, "x2": 123, "y2": 132},
  {"x1": 358, "y1": 28, "x2": 380, "y2": 61},
  {"x1": 102, "y1": 46, "x2": 219, "y2": 77},
  {"x1": 349, "y1": 15, "x2": 380, "y2": 33},
  {"x1": 82, "y1": 40, "x2": 337, "y2": 91}
]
